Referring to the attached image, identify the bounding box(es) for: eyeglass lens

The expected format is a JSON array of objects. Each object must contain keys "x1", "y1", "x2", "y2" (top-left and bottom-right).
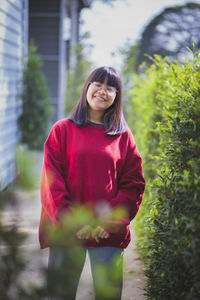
[{"x1": 91, "y1": 82, "x2": 117, "y2": 94}]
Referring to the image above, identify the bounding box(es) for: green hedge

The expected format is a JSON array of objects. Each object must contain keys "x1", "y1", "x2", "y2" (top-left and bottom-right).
[{"x1": 128, "y1": 52, "x2": 200, "y2": 299}]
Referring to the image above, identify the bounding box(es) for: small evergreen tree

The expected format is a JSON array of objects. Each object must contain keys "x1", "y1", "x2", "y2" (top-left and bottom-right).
[{"x1": 18, "y1": 41, "x2": 52, "y2": 150}]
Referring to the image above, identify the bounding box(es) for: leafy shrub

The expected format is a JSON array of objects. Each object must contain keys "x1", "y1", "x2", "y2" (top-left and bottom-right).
[
  {"x1": 18, "y1": 42, "x2": 52, "y2": 150},
  {"x1": 128, "y1": 51, "x2": 200, "y2": 299},
  {"x1": 128, "y1": 56, "x2": 168, "y2": 261}
]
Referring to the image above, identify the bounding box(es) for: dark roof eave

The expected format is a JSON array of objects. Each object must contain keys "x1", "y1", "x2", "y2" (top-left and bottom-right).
[{"x1": 80, "y1": 0, "x2": 93, "y2": 9}]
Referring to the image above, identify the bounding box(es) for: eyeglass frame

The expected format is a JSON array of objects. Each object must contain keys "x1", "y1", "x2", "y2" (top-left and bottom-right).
[{"x1": 89, "y1": 81, "x2": 118, "y2": 95}]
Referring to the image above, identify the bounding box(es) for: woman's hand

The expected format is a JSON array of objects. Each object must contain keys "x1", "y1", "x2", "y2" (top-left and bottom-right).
[
  {"x1": 92, "y1": 225, "x2": 109, "y2": 243},
  {"x1": 76, "y1": 225, "x2": 93, "y2": 240},
  {"x1": 76, "y1": 225, "x2": 109, "y2": 242}
]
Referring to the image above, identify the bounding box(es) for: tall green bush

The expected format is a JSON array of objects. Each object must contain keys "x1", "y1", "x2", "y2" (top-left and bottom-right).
[
  {"x1": 18, "y1": 42, "x2": 52, "y2": 150},
  {"x1": 128, "y1": 57, "x2": 168, "y2": 261},
  {"x1": 128, "y1": 52, "x2": 200, "y2": 299}
]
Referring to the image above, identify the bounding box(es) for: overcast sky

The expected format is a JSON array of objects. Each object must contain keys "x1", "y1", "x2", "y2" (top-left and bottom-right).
[{"x1": 80, "y1": 0, "x2": 199, "y2": 70}]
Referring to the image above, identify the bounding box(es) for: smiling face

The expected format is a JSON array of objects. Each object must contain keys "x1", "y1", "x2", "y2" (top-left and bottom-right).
[{"x1": 86, "y1": 80, "x2": 117, "y2": 114}]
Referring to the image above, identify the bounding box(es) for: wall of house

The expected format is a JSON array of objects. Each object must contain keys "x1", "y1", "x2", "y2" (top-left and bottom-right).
[
  {"x1": 29, "y1": 0, "x2": 67, "y2": 122},
  {"x1": 0, "y1": 0, "x2": 28, "y2": 190},
  {"x1": 0, "y1": 0, "x2": 92, "y2": 190}
]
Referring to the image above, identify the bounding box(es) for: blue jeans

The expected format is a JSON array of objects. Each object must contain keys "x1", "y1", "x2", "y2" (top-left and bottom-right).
[{"x1": 48, "y1": 246, "x2": 124, "y2": 300}]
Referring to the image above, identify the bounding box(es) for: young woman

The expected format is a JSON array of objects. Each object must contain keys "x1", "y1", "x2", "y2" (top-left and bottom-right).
[{"x1": 39, "y1": 66, "x2": 145, "y2": 300}]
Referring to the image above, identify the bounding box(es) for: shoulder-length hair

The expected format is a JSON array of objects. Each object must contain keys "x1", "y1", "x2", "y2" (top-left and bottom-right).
[{"x1": 69, "y1": 66, "x2": 127, "y2": 135}]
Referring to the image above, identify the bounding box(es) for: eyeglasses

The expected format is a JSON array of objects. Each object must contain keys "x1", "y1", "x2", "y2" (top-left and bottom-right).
[{"x1": 89, "y1": 82, "x2": 118, "y2": 96}]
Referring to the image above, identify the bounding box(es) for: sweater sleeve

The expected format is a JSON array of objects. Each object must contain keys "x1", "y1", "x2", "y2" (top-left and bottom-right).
[
  {"x1": 40, "y1": 122, "x2": 71, "y2": 223},
  {"x1": 108, "y1": 129, "x2": 145, "y2": 226}
]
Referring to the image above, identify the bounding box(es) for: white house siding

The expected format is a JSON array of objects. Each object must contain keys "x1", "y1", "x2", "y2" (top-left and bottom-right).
[{"x1": 0, "y1": 0, "x2": 28, "y2": 190}]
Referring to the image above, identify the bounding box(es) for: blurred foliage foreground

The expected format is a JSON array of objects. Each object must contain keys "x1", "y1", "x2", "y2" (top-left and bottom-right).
[
  {"x1": 129, "y1": 49, "x2": 200, "y2": 299},
  {"x1": 0, "y1": 148, "x2": 125, "y2": 299},
  {"x1": 0, "y1": 149, "x2": 45, "y2": 299}
]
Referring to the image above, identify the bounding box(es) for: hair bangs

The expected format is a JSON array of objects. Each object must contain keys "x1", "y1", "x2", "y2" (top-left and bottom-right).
[{"x1": 91, "y1": 67, "x2": 120, "y2": 89}]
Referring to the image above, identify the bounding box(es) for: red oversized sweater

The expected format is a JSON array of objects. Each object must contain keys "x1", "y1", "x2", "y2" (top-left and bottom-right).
[{"x1": 39, "y1": 118, "x2": 145, "y2": 249}]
